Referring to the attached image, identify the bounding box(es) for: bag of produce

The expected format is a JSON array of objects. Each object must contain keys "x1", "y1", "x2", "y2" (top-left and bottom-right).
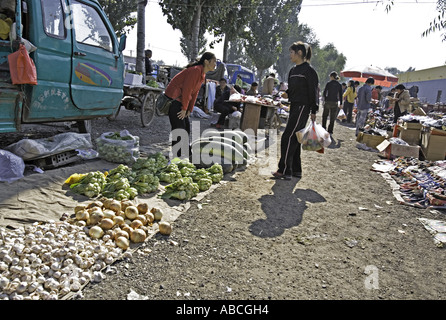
[
  {"x1": 0, "y1": 149, "x2": 25, "y2": 183},
  {"x1": 337, "y1": 108, "x2": 346, "y2": 120},
  {"x1": 96, "y1": 130, "x2": 140, "y2": 165},
  {"x1": 297, "y1": 121, "x2": 331, "y2": 151}
]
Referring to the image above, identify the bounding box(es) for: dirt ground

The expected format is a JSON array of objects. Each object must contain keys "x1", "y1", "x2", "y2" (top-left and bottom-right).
[{"x1": 1, "y1": 106, "x2": 446, "y2": 303}]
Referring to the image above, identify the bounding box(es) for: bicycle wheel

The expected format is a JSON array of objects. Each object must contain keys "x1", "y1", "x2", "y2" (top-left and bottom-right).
[{"x1": 141, "y1": 91, "x2": 156, "y2": 127}]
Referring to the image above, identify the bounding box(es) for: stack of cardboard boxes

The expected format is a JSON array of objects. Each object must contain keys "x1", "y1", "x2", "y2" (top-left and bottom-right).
[
  {"x1": 376, "y1": 122, "x2": 422, "y2": 159},
  {"x1": 358, "y1": 119, "x2": 445, "y2": 161}
]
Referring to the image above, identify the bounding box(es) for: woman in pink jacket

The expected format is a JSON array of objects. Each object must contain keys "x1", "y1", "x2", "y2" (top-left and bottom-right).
[{"x1": 164, "y1": 52, "x2": 217, "y2": 158}]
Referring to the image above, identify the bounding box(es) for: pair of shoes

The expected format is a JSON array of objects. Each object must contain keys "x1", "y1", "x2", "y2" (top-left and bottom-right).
[
  {"x1": 293, "y1": 172, "x2": 302, "y2": 178},
  {"x1": 271, "y1": 171, "x2": 291, "y2": 180}
]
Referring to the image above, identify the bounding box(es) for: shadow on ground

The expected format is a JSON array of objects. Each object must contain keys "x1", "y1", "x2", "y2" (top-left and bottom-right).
[{"x1": 250, "y1": 179, "x2": 326, "y2": 238}]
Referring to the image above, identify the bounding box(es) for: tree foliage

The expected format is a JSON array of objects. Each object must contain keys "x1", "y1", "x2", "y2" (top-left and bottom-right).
[
  {"x1": 244, "y1": 0, "x2": 302, "y2": 81},
  {"x1": 311, "y1": 43, "x2": 347, "y2": 87},
  {"x1": 98, "y1": 0, "x2": 138, "y2": 37},
  {"x1": 180, "y1": 34, "x2": 208, "y2": 62},
  {"x1": 159, "y1": 0, "x2": 230, "y2": 61},
  {"x1": 157, "y1": 0, "x2": 347, "y2": 86},
  {"x1": 423, "y1": 0, "x2": 446, "y2": 41},
  {"x1": 275, "y1": 23, "x2": 319, "y2": 82},
  {"x1": 210, "y1": 0, "x2": 260, "y2": 62},
  {"x1": 226, "y1": 38, "x2": 255, "y2": 70}
]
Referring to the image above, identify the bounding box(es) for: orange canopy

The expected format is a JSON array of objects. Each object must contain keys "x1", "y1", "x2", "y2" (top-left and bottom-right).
[{"x1": 351, "y1": 77, "x2": 396, "y2": 88}]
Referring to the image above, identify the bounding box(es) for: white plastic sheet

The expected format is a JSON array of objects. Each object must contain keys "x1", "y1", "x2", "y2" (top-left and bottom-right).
[{"x1": 5, "y1": 133, "x2": 93, "y2": 160}]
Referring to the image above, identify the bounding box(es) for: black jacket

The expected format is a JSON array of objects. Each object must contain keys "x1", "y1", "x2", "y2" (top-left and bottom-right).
[
  {"x1": 323, "y1": 80, "x2": 343, "y2": 103},
  {"x1": 286, "y1": 62, "x2": 319, "y2": 114}
]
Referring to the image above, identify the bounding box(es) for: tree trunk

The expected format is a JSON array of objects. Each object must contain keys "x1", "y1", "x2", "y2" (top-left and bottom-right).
[
  {"x1": 190, "y1": 2, "x2": 202, "y2": 62},
  {"x1": 222, "y1": 34, "x2": 229, "y2": 63},
  {"x1": 136, "y1": 0, "x2": 147, "y2": 79}
]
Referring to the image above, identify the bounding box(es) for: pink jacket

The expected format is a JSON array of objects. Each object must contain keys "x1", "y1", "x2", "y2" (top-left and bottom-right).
[{"x1": 165, "y1": 65, "x2": 205, "y2": 113}]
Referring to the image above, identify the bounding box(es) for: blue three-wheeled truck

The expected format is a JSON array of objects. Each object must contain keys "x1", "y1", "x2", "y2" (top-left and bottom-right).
[{"x1": 0, "y1": 0, "x2": 127, "y2": 133}]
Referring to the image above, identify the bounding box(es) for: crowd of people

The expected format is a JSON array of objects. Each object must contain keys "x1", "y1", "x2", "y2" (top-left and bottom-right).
[{"x1": 154, "y1": 41, "x2": 412, "y2": 181}]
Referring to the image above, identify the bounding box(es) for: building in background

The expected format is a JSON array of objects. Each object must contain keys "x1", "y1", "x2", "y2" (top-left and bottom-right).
[{"x1": 397, "y1": 65, "x2": 446, "y2": 104}]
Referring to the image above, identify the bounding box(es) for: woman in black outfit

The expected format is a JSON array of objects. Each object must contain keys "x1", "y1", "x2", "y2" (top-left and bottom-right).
[{"x1": 272, "y1": 41, "x2": 319, "y2": 180}]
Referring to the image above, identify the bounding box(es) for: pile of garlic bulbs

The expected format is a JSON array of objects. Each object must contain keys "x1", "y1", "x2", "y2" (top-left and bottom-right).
[
  {"x1": 0, "y1": 198, "x2": 170, "y2": 300},
  {"x1": 0, "y1": 220, "x2": 123, "y2": 300}
]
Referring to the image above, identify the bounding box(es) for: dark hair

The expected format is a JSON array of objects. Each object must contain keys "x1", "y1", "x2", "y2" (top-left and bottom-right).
[
  {"x1": 365, "y1": 77, "x2": 375, "y2": 85},
  {"x1": 186, "y1": 52, "x2": 216, "y2": 68},
  {"x1": 375, "y1": 86, "x2": 382, "y2": 90},
  {"x1": 234, "y1": 85, "x2": 242, "y2": 92},
  {"x1": 269, "y1": 73, "x2": 275, "y2": 77},
  {"x1": 354, "y1": 81, "x2": 360, "y2": 86},
  {"x1": 251, "y1": 82, "x2": 258, "y2": 87},
  {"x1": 289, "y1": 41, "x2": 312, "y2": 61},
  {"x1": 219, "y1": 78, "x2": 227, "y2": 82},
  {"x1": 348, "y1": 80, "x2": 355, "y2": 93},
  {"x1": 330, "y1": 71, "x2": 338, "y2": 79},
  {"x1": 395, "y1": 84, "x2": 405, "y2": 90}
]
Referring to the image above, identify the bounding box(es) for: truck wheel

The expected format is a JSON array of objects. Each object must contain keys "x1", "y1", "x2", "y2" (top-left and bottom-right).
[
  {"x1": 77, "y1": 120, "x2": 92, "y2": 133},
  {"x1": 141, "y1": 92, "x2": 156, "y2": 127}
]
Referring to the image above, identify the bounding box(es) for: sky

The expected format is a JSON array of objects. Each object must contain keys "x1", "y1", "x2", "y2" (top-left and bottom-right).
[{"x1": 123, "y1": 0, "x2": 446, "y2": 73}]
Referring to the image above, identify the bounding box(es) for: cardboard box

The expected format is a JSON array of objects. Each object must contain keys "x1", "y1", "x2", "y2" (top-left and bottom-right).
[
  {"x1": 422, "y1": 134, "x2": 446, "y2": 161},
  {"x1": 403, "y1": 122, "x2": 422, "y2": 130},
  {"x1": 356, "y1": 132, "x2": 387, "y2": 149},
  {"x1": 377, "y1": 140, "x2": 420, "y2": 159},
  {"x1": 431, "y1": 128, "x2": 446, "y2": 136},
  {"x1": 399, "y1": 128, "x2": 420, "y2": 146},
  {"x1": 412, "y1": 108, "x2": 427, "y2": 116}
]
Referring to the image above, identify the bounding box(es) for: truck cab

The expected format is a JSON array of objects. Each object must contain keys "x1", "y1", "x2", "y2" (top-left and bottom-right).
[
  {"x1": 0, "y1": 0, "x2": 126, "y2": 133},
  {"x1": 226, "y1": 63, "x2": 255, "y2": 90}
]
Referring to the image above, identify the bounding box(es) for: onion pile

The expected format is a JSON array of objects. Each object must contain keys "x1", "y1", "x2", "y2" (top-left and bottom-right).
[{"x1": 70, "y1": 198, "x2": 165, "y2": 250}]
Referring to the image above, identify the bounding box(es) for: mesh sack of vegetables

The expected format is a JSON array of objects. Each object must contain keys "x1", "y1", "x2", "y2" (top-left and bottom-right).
[{"x1": 96, "y1": 130, "x2": 140, "y2": 165}]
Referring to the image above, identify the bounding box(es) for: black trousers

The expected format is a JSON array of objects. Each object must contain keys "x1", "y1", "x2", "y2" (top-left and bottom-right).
[
  {"x1": 168, "y1": 100, "x2": 191, "y2": 158},
  {"x1": 322, "y1": 101, "x2": 338, "y2": 133},
  {"x1": 214, "y1": 102, "x2": 239, "y2": 125},
  {"x1": 277, "y1": 104, "x2": 310, "y2": 176},
  {"x1": 343, "y1": 101, "x2": 354, "y2": 123},
  {"x1": 393, "y1": 104, "x2": 402, "y2": 123},
  {"x1": 214, "y1": 103, "x2": 233, "y2": 125}
]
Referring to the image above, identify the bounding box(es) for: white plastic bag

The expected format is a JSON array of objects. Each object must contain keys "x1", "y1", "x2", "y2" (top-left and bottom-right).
[
  {"x1": 95, "y1": 130, "x2": 140, "y2": 164},
  {"x1": 337, "y1": 108, "x2": 346, "y2": 120},
  {"x1": 0, "y1": 149, "x2": 25, "y2": 183},
  {"x1": 296, "y1": 121, "x2": 331, "y2": 151}
]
